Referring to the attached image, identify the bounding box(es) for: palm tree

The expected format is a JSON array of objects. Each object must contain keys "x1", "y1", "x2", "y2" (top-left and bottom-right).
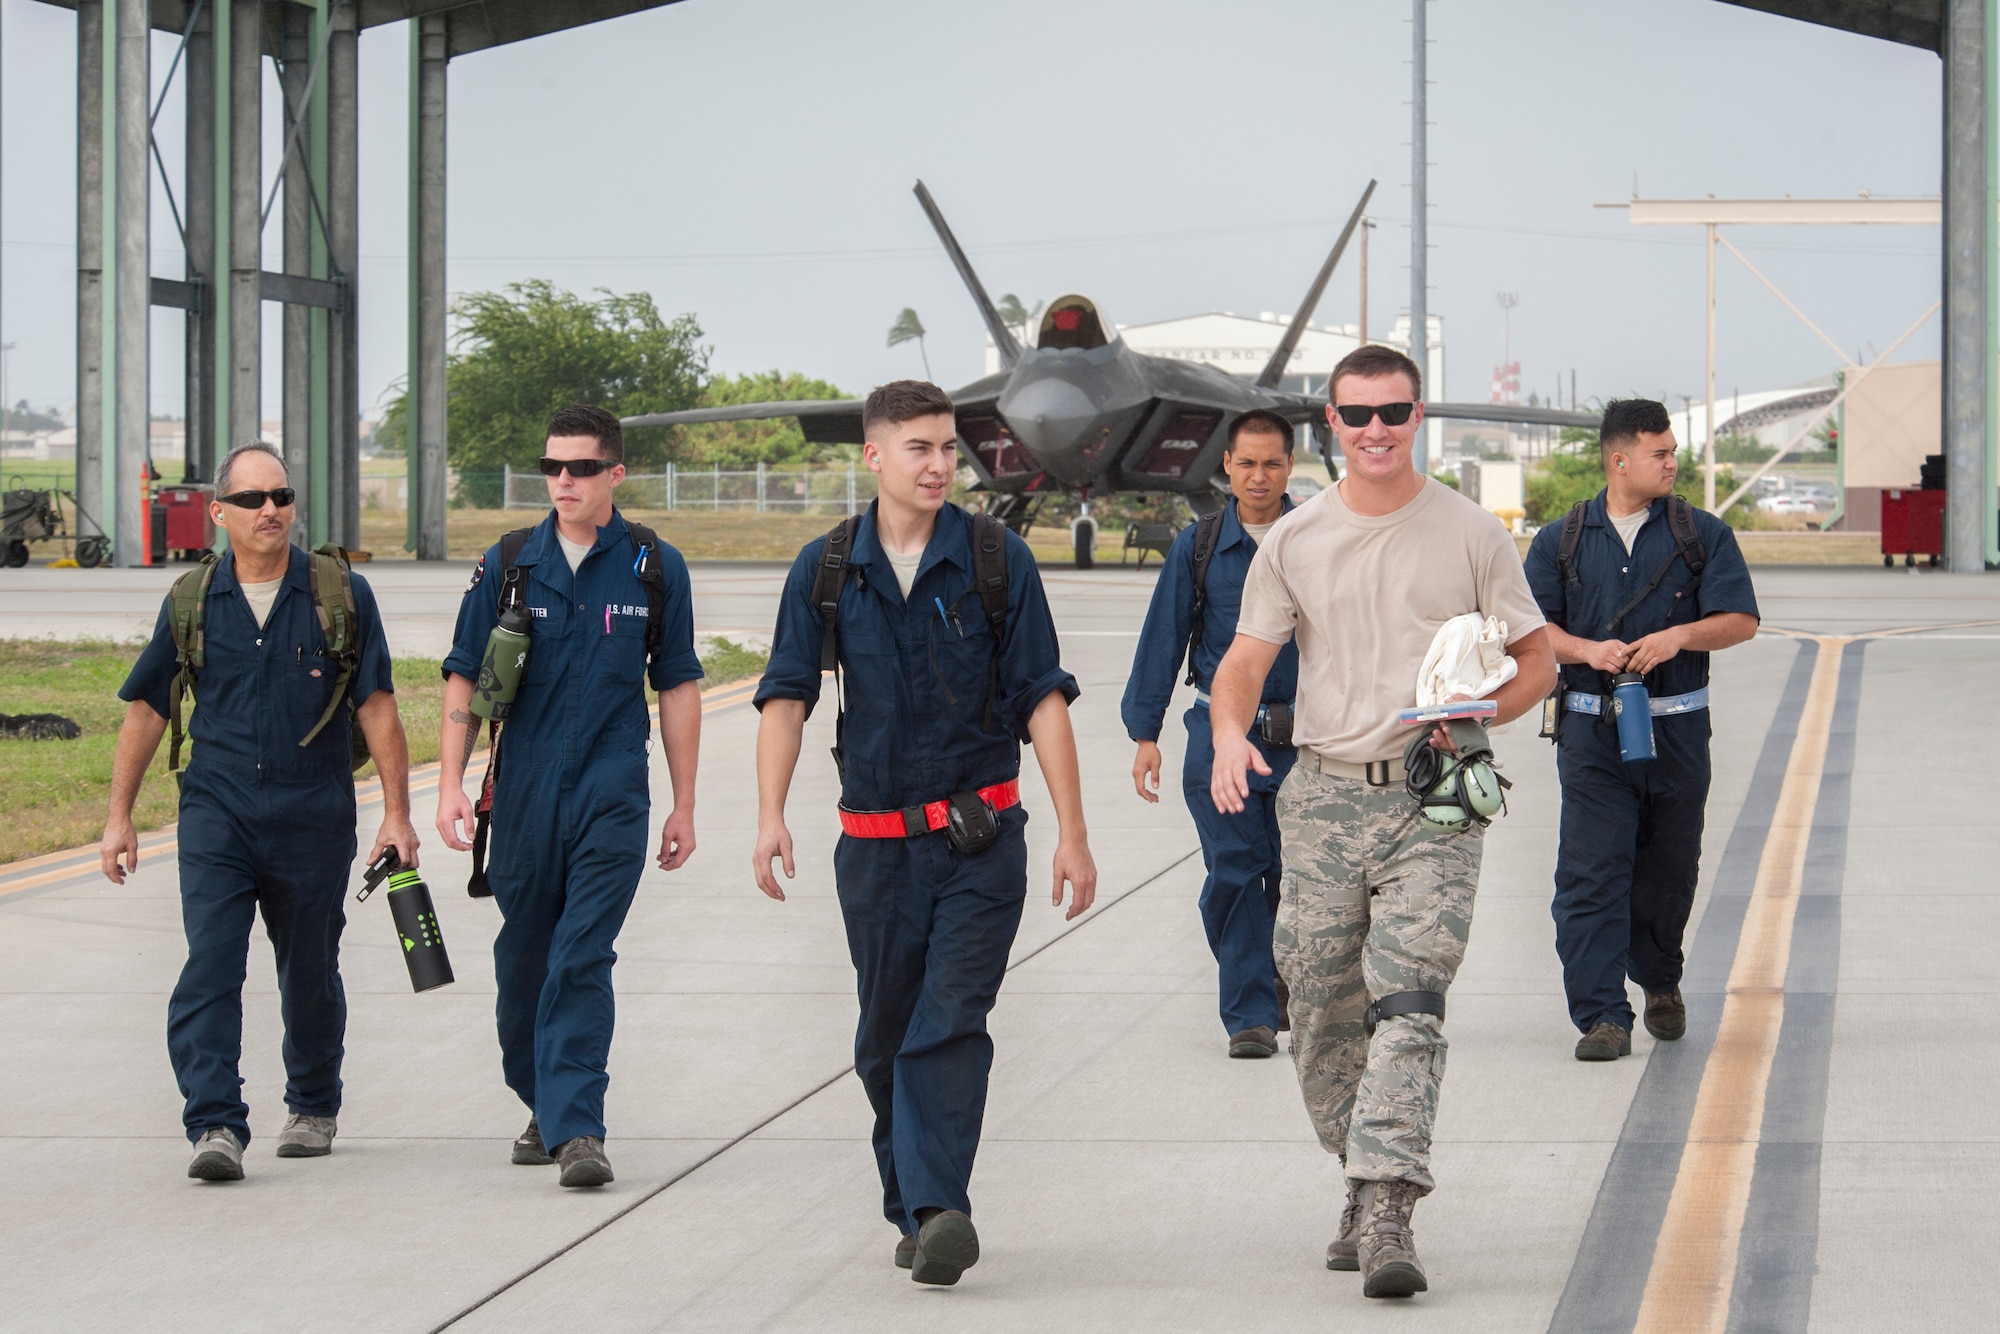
[
  {"x1": 996, "y1": 293, "x2": 1042, "y2": 347},
  {"x1": 887, "y1": 307, "x2": 931, "y2": 379}
]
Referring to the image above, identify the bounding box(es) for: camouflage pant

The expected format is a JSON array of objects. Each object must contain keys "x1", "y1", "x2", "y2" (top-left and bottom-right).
[{"x1": 1274, "y1": 764, "x2": 1483, "y2": 1194}]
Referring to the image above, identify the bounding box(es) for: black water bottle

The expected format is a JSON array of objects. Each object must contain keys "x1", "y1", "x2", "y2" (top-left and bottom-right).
[{"x1": 359, "y1": 852, "x2": 455, "y2": 992}]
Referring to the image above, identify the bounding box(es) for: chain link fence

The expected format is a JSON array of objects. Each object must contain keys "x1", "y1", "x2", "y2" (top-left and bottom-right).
[{"x1": 494, "y1": 462, "x2": 877, "y2": 514}]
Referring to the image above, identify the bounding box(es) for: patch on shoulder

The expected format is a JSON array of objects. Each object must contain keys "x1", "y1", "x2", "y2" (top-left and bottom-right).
[{"x1": 465, "y1": 557, "x2": 486, "y2": 593}]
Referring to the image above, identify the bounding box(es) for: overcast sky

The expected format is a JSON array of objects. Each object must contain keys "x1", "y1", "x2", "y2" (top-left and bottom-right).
[{"x1": 0, "y1": 0, "x2": 1945, "y2": 424}]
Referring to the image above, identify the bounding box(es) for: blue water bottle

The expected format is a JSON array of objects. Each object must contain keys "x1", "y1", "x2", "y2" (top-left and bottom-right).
[{"x1": 1611, "y1": 673, "x2": 1655, "y2": 763}]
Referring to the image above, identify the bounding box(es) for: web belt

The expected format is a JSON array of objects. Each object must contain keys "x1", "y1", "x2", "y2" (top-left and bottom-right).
[{"x1": 1563, "y1": 686, "x2": 1710, "y2": 717}]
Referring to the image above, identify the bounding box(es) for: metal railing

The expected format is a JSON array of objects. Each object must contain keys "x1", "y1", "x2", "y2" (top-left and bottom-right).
[{"x1": 500, "y1": 462, "x2": 875, "y2": 514}]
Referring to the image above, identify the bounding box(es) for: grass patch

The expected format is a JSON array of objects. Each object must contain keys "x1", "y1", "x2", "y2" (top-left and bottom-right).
[
  {"x1": 0, "y1": 640, "x2": 453, "y2": 865},
  {"x1": 700, "y1": 637, "x2": 768, "y2": 686}
]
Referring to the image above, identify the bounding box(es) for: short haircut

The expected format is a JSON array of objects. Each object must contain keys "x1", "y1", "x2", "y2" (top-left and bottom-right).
[
  {"x1": 1598, "y1": 398, "x2": 1673, "y2": 456},
  {"x1": 863, "y1": 379, "x2": 955, "y2": 434},
  {"x1": 1328, "y1": 343, "x2": 1422, "y2": 403},
  {"x1": 215, "y1": 442, "x2": 288, "y2": 496},
  {"x1": 1226, "y1": 408, "x2": 1296, "y2": 455},
  {"x1": 545, "y1": 404, "x2": 625, "y2": 461}
]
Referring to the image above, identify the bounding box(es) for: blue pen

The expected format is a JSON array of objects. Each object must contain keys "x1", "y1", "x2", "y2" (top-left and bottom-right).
[{"x1": 935, "y1": 596, "x2": 962, "y2": 636}]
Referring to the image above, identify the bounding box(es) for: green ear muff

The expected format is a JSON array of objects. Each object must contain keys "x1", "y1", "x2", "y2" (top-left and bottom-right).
[{"x1": 1403, "y1": 720, "x2": 1512, "y2": 834}]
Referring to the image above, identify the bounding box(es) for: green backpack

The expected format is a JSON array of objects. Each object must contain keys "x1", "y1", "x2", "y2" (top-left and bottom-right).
[{"x1": 166, "y1": 544, "x2": 369, "y2": 775}]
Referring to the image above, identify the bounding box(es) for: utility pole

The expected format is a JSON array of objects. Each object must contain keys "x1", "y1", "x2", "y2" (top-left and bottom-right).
[
  {"x1": 1496, "y1": 291, "x2": 1518, "y2": 371},
  {"x1": 1704, "y1": 222, "x2": 1717, "y2": 511},
  {"x1": 1358, "y1": 217, "x2": 1374, "y2": 345},
  {"x1": 1409, "y1": 0, "x2": 1429, "y2": 473}
]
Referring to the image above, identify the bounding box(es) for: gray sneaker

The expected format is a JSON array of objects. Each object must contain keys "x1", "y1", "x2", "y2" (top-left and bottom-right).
[
  {"x1": 911, "y1": 1210, "x2": 980, "y2": 1286},
  {"x1": 188, "y1": 1127, "x2": 245, "y2": 1181},
  {"x1": 512, "y1": 1115, "x2": 554, "y2": 1166},
  {"x1": 275, "y1": 1114, "x2": 337, "y2": 1158},
  {"x1": 556, "y1": 1135, "x2": 614, "y2": 1188}
]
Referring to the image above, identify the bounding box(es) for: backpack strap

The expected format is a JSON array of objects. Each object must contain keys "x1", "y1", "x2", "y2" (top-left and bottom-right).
[
  {"x1": 971, "y1": 512, "x2": 1010, "y2": 729},
  {"x1": 1183, "y1": 509, "x2": 1227, "y2": 686},
  {"x1": 811, "y1": 516, "x2": 863, "y2": 776},
  {"x1": 1665, "y1": 494, "x2": 1708, "y2": 604},
  {"x1": 165, "y1": 554, "x2": 221, "y2": 773},
  {"x1": 297, "y1": 546, "x2": 360, "y2": 750},
  {"x1": 495, "y1": 527, "x2": 533, "y2": 617},
  {"x1": 625, "y1": 521, "x2": 668, "y2": 663},
  {"x1": 1555, "y1": 498, "x2": 1589, "y2": 592}
]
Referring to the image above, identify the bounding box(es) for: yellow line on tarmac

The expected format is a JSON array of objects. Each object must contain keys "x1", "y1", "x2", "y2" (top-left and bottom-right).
[
  {"x1": 1633, "y1": 635, "x2": 1847, "y2": 1334},
  {"x1": 0, "y1": 675, "x2": 761, "y2": 898}
]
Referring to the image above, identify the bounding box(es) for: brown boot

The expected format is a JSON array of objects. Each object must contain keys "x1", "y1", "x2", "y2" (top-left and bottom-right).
[
  {"x1": 1644, "y1": 988, "x2": 1686, "y2": 1041},
  {"x1": 1356, "y1": 1179, "x2": 1428, "y2": 1298},
  {"x1": 1325, "y1": 1177, "x2": 1364, "y2": 1271}
]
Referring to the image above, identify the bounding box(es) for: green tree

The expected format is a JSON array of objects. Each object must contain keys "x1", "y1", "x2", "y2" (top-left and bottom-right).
[
  {"x1": 887, "y1": 307, "x2": 930, "y2": 378},
  {"x1": 1524, "y1": 440, "x2": 1752, "y2": 529},
  {"x1": 665, "y1": 370, "x2": 849, "y2": 468},
  {"x1": 379, "y1": 280, "x2": 706, "y2": 506}
]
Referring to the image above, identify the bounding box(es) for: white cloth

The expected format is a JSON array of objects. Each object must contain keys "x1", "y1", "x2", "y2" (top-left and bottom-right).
[
  {"x1": 1242, "y1": 520, "x2": 1278, "y2": 543},
  {"x1": 1609, "y1": 506, "x2": 1648, "y2": 553},
  {"x1": 885, "y1": 546, "x2": 922, "y2": 598},
  {"x1": 557, "y1": 533, "x2": 592, "y2": 574},
  {"x1": 239, "y1": 577, "x2": 283, "y2": 629},
  {"x1": 1416, "y1": 612, "x2": 1519, "y2": 707}
]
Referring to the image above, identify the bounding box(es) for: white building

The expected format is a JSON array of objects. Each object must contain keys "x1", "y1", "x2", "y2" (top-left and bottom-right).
[{"x1": 985, "y1": 309, "x2": 1447, "y2": 459}]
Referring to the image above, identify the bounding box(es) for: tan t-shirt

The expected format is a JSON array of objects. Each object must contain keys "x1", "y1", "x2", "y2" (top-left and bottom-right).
[{"x1": 1237, "y1": 477, "x2": 1546, "y2": 762}]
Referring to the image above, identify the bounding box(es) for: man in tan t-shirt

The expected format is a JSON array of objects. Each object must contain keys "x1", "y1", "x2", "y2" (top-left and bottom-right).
[{"x1": 1209, "y1": 344, "x2": 1554, "y2": 1299}]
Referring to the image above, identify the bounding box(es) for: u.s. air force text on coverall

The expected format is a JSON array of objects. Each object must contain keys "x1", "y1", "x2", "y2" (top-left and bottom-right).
[
  {"x1": 444, "y1": 509, "x2": 702, "y2": 1151},
  {"x1": 120, "y1": 545, "x2": 394, "y2": 1149},
  {"x1": 1523, "y1": 493, "x2": 1758, "y2": 1035},
  {"x1": 1121, "y1": 497, "x2": 1298, "y2": 1036},
  {"x1": 754, "y1": 502, "x2": 1077, "y2": 1238}
]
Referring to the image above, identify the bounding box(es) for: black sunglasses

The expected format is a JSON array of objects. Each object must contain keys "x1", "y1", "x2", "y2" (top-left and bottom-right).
[
  {"x1": 1332, "y1": 402, "x2": 1416, "y2": 428},
  {"x1": 538, "y1": 456, "x2": 616, "y2": 478},
  {"x1": 217, "y1": 487, "x2": 297, "y2": 509}
]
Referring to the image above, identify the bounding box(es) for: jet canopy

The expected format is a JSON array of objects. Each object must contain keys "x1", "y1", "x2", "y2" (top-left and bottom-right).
[{"x1": 1037, "y1": 296, "x2": 1114, "y2": 351}]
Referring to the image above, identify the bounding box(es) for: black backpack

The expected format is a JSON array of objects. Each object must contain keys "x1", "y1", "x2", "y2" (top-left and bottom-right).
[
  {"x1": 1182, "y1": 509, "x2": 1228, "y2": 686},
  {"x1": 1554, "y1": 492, "x2": 1707, "y2": 638},
  {"x1": 810, "y1": 511, "x2": 1009, "y2": 774}
]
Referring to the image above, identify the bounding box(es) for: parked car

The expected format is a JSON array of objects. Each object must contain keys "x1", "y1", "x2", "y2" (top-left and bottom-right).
[
  {"x1": 1757, "y1": 494, "x2": 1823, "y2": 515},
  {"x1": 1286, "y1": 476, "x2": 1323, "y2": 502}
]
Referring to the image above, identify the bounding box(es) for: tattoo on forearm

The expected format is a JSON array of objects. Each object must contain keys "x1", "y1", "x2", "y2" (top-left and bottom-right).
[{"x1": 450, "y1": 707, "x2": 478, "y2": 766}]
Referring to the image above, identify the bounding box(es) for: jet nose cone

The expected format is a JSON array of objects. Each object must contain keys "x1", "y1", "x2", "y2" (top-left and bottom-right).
[{"x1": 1000, "y1": 376, "x2": 1098, "y2": 456}]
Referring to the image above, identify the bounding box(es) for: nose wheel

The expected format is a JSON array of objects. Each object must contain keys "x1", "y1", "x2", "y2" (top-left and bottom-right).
[{"x1": 1071, "y1": 504, "x2": 1096, "y2": 570}]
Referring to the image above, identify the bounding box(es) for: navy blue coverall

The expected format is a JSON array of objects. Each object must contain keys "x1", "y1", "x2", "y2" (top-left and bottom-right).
[
  {"x1": 120, "y1": 545, "x2": 395, "y2": 1147},
  {"x1": 1120, "y1": 499, "x2": 1299, "y2": 1036},
  {"x1": 444, "y1": 509, "x2": 702, "y2": 1150},
  {"x1": 1524, "y1": 493, "x2": 1759, "y2": 1033},
  {"x1": 755, "y1": 502, "x2": 1077, "y2": 1237}
]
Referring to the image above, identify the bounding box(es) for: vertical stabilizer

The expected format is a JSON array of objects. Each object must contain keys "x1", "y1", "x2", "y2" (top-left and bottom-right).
[
  {"x1": 913, "y1": 181, "x2": 1024, "y2": 370},
  {"x1": 1256, "y1": 181, "x2": 1377, "y2": 390}
]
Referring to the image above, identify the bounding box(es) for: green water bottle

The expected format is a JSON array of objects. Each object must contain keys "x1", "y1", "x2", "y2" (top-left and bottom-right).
[
  {"x1": 470, "y1": 604, "x2": 531, "y2": 720},
  {"x1": 358, "y1": 852, "x2": 455, "y2": 993}
]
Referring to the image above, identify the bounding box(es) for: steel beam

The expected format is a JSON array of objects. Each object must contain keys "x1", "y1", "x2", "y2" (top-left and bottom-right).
[
  {"x1": 1943, "y1": 0, "x2": 1987, "y2": 570},
  {"x1": 184, "y1": 0, "x2": 214, "y2": 483},
  {"x1": 226, "y1": 0, "x2": 260, "y2": 456},
  {"x1": 75, "y1": 0, "x2": 105, "y2": 546},
  {"x1": 1610, "y1": 196, "x2": 1943, "y2": 225},
  {"x1": 1408, "y1": 0, "x2": 1429, "y2": 474},
  {"x1": 112, "y1": 0, "x2": 147, "y2": 565},
  {"x1": 409, "y1": 14, "x2": 448, "y2": 560},
  {"x1": 281, "y1": 3, "x2": 312, "y2": 543},
  {"x1": 329, "y1": 0, "x2": 360, "y2": 550}
]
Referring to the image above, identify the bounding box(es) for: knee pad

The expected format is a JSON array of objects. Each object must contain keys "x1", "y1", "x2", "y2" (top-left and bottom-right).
[{"x1": 1363, "y1": 990, "x2": 1445, "y2": 1038}]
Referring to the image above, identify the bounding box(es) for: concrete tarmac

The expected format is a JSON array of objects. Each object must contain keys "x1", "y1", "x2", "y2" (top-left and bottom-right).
[{"x1": 0, "y1": 559, "x2": 1995, "y2": 1332}]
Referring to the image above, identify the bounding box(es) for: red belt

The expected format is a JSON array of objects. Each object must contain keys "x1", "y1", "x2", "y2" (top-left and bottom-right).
[{"x1": 838, "y1": 780, "x2": 1020, "y2": 839}]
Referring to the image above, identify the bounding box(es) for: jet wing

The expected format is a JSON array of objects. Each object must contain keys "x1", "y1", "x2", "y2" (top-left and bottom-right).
[
  {"x1": 1266, "y1": 395, "x2": 1599, "y2": 430},
  {"x1": 620, "y1": 399, "x2": 866, "y2": 444}
]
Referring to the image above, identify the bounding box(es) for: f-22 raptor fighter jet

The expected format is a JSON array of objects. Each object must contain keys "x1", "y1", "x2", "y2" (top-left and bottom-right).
[{"x1": 623, "y1": 181, "x2": 1594, "y2": 568}]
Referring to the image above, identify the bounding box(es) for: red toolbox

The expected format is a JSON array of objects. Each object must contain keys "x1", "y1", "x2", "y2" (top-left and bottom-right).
[
  {"x1": 158, "y1": 484, "x2": 215, "y2": 559},
  {"x1": 1880, "y1": 488, "x2": 1944, "y2": 567}
]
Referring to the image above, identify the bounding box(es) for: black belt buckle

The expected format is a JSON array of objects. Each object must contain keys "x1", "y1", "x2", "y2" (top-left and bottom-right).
[
  {"x1": 1257, "y1": 701, "x2": 1294, "y2": 749},
  {"x1": 944, "y1": 791, "x2": 999, "y2": 855}
]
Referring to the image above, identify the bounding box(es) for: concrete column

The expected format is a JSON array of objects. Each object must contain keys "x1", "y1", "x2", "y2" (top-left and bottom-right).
[
  {"x1": 281, "y1": 4, "x2": 311, "y2": 544},
  {"x1": 183, "y1": 3, "x2": 215, "y2": 484},
  {"x1": 329, "y1": 2, "x2": 361, "y2": 549},
  {"x1": 1408, "y1": 0, "x2": 1428, "y2": 474},
  {"x1": 112, "y1": 0, "x2": 148, "y2": 566},
  {"x1": 227, "y1": 0, "x2": 261, "y2": 455},
  {"x1": 1942, "y1": 0, "x2": 1988, "y2": 571},
  {"x1": 410, "y1": 15, "x2": 449, "y2": 560},
  {"x1": 75, "y1": 1, "x2": 105, "y2": 543}
]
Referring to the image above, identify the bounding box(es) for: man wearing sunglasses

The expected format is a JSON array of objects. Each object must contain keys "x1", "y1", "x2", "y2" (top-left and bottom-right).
[
  {"x1": 438, "y1": 404, "x2": 704, "y2": 1189},
  {"x1": 102, "y1": 441, "x2": 416, "y2": 1181},
  {"x1": 1208, "y1": 345, "x2": 1555, "y2": 1297}
]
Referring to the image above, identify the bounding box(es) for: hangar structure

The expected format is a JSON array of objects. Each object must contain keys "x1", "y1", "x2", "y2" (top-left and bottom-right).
[
  {"x1": 27, "y1": 0, "x2": 2000, "y2": 568},
  {"x1": 38, "y1": 0, "x2": 685, "y2": 565}
]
